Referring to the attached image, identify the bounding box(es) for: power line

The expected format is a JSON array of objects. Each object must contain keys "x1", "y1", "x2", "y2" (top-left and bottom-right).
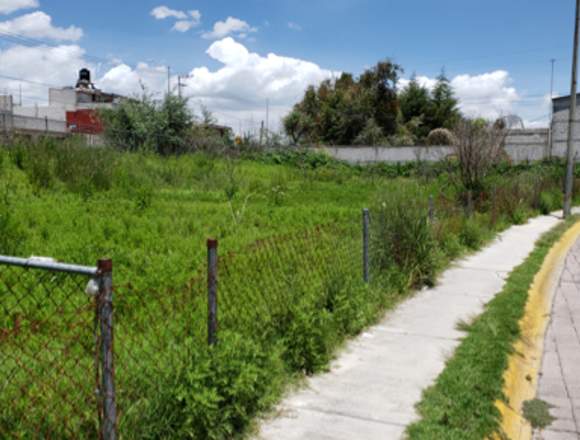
[
  {"x1": 0, "y1": 31, "x2": 111, "y2": 65},
  {"x1": 0, "y1": 72, "x2": 58, "y2": 88}
]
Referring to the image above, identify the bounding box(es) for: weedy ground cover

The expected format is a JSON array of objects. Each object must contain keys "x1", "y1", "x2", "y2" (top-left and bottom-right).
[{"x1": 0, "y1": 139, "x2": 577, "y2": 438}]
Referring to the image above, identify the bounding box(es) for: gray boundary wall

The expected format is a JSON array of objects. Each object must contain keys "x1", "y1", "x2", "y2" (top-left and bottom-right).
[{"x1": 319, "y1": 128, "x2": 555, "y2": 164}]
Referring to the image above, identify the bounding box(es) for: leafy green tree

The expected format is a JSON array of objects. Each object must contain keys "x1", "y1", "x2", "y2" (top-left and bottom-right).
[
  {"x1": 100, "y1": 93, "x2": 194, "y2": 155},
  {"x1": 399, "y1": 77, "x2": 431, "y2": 140},
  {"x1": 427, "y1": 72, "x2": 461, "y2": 130},
  {"x1": 358, "y1": 61, "x2": 402, "y2": 137},
  {"x1": 283, "y1": 61, "x2": 402, "y2": 146},
  {"x1": 354, "y1": 118, "x2": 387, "y2": 146}
]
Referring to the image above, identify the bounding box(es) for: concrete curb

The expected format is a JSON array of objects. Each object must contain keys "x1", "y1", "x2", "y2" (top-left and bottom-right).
[{"x1": 495, "y1": 221, "x2": 580, "y2": 440}]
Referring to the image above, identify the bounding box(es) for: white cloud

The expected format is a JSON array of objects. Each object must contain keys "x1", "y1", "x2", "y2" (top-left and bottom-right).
[
  {"x1": 397, "y1": 75, "x2": 438, "y2": 91},
  {"x1": 288, "y1": 22, "x2": 302, "y2": 31},
  {"x1": 202, "y1": 17, "x2": 257, "y2": 40},
  {"x1": 98, "y1": 62, "x2": 168, "y2": 97},
  {"x1": 452, "y1": 71, "x2": 519, "y2": 119},
  {"x1": 172, "y1": 20, "x2": 194, "y2": 32},
  {"x1": 0, "y1": 0, "x2": 38, "y2": 15},
  {"x1": 0, "y1": 11, "x2": 83, "y2": 41},
  {"x1": 171, "y1": 10, "x2": 201, "y2": 32},
  {"x1": 399, "y1": 70, "x2": 521, "y2": 121},
  {"x1": 180, "y1": 37, "x2": 337, "y2": 130},
  {"x1": 189, "y1": 10, "x2": 201, "y2": 22},
  {"x1": 151, "y1": 6, "x2": 200, "y2": 32},
  {"x1": 150, "y1": 5, "x2": 186, "y2": 20},
  {"x1": 0, "y1": 44, "x2": 88, "y2": 105}
]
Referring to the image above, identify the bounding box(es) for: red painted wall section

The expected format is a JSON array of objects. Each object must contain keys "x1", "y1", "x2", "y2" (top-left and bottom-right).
[{"x1": 66, "y1": 110, "x2": 104, "y2": 134}]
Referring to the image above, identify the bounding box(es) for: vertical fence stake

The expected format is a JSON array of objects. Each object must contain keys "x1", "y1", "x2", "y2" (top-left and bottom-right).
[
  {"x1": 466, "y1": 190, "x2": 474, "y2": 218},
  {"x1": 428, "y1": 195, "x2": 435, "y2": 223},
  {"x1": 362, "y1": 209, "x2": 370, "y2": 283},
  {"x1": 207, "y1": 239, "x2": 218, "y2": 346},
  {"x1": 97, "y1": 259, "x2": 116, "y2": 440}
]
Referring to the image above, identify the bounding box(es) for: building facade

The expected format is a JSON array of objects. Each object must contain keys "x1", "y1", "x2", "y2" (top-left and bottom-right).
[{"x1": 0, "y1": 68, "x2": 122, "y2": 139}]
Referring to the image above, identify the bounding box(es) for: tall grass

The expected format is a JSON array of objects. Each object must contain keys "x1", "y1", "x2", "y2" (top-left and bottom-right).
[{"x1": 0, "y1": 138, "x2": 578, "y2": 439}]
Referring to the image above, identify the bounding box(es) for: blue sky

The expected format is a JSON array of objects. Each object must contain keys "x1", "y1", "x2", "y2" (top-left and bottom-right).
[{"x1": 0, "y1": 0, "x2": 577, "y2": 130}]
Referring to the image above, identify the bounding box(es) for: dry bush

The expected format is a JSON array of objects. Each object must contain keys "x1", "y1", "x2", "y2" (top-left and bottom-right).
[
  {"x1": 453, "y1": 119, "x2": 507, "y2": 192},
  {"x1": 427, "y1": 128, "x2": 457, "y2": 146}
]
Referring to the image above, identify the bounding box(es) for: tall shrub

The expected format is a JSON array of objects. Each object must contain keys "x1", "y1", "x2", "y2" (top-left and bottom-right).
[
  {"x1": 100, "y1": 94, "x2": 193, "y2": 155},
  {"x1": 453, "y1": 119, "x2": 507, "y2": 193},
  {"x1": 371, "y1": 184, "x2": 437, "y2": 289}
]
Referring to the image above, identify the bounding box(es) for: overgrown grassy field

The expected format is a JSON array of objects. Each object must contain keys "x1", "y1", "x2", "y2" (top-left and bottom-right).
[{"x1": 0, "y1": 139, "x2": 576, "y2": 438}]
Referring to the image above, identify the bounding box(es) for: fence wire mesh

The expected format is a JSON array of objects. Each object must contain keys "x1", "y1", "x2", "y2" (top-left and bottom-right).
[
  {"x1": 0, "y1": 221, "x2": 365, "y2": 438},
  {"x1": 0, "y1": 264, "x2": 99, "y2": 438},
  {"x1": 111, "y1": 222, "x2": 363, "y2": 438}
]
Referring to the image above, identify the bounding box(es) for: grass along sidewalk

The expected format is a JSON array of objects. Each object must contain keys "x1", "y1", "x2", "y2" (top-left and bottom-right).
[{"x1": 406, "y1": 215, "x2": 580, "y2": 440}]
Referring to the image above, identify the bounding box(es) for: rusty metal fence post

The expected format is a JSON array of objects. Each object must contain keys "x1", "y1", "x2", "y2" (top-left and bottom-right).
[
  {"x1": 428, "y1": 195, "x2": 435, "y2": 223},
  {"x1": 362, "y1": 209, "x2": 370, "y2": 283},
  {"x1": 97, "y1": 259, "x2": 117, "y2": 440},
  {"x1": 466, "y1": 190, "x2": 474, "y2": 218},
  {"x1": 207, "y1": 239, "x2": 218, "y2": 346}
]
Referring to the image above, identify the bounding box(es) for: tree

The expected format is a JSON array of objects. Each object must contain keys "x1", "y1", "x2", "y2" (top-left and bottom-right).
[
  {"x1": 100, "y1": 93, "x2": 194, "y2": 155},
  {"x1": 283, "y1": 61, "x2": 402, "y2": 145},
  {"x1": 399, "y1": 77, "x2": 431, "y2": 140},
  {"x1": 283, "y1": 109, "x2": 313, "y2": 144},
  {"x1": 427, "y1": 72, "x2": 460, "y2": 130},
  {"x1": 453, "y1": 119, "x2": 507, "y2": 193},
  {"x1": 358, "y1": 61, "x2": 402, "y2": 137}
]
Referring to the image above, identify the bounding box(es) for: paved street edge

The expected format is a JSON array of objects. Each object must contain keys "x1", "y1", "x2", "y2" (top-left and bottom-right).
[{"x1": 496, "y1": 220, "x2": 580, "y2": 439}]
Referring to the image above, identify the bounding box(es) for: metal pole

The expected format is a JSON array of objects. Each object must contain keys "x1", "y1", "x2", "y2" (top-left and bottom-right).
[
  {"x1": 266, "y1": 99, "x2": 270, "y2": 145},
  {"x1": 466, "y1": 190, "x2": 474, "y2": 218},
  {"x1": 428, "y1": 195, "x2": 435, "y2": 223},
  {"x1": 97, "y1": 259, "x2": 116, "y2": 440},
  {"x1": 549, "y1": 59, "x2": 556, "y2": 158},
  {"x1": 207, "y1": 239, "x2": 218, "y2": 346},
  {"x1": 564, "y1": 0, "x2": 580, "y2": 218},
  {"x1": 362, "y1": 209, "x2": 370, "y2": 283}
]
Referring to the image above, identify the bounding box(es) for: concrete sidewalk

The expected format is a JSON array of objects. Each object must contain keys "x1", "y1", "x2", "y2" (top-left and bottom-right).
[
  {"x1": 256, "y1": 213, "x2": 569, "y2": 440},
  {"x1": 534, "y1": 238, "x2": 580, "y2": 440}
]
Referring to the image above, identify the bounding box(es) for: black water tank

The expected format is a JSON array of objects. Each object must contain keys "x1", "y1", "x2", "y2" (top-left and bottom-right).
[{"x1": 79, "y1": 68, "x2": 91, "y2": 83}]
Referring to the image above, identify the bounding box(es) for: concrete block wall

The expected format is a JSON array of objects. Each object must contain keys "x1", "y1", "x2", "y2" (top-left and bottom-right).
[
  {"x1": 551, "y1": 109, "x2": 580, "y2": 159},
  {"x1": 320, "y1": 128, "x2": 556, "y2": 164}
]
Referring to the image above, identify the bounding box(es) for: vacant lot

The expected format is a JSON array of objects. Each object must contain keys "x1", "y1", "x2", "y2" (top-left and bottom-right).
[{"x1": 0, "y1": 140, "x2": 574, "y2": 438}]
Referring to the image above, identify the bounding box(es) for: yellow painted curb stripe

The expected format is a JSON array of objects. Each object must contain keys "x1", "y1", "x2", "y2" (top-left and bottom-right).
[{"x1": 495, "y1": 220, "x2": 580, "y2": 440}]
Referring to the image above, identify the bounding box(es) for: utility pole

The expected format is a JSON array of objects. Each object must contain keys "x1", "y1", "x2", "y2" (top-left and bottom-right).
[
  {"x1": 177, "y1": 75, "x2": 183, "y2": 99},
  {"x1": 259, "y1": 120, "x2": 264, "y2": 145},
  {"x1": 265, "y1": 99, "x2": 270, "y2": 145},
  {"x1": 549, "y1": 59, "x2": 556, "y2": 157},
  {"x1": 167, "y1": 66, "x2": 171, "y2": 96},
  {"x1": 564, "y1": 0, "x2": 580, "y2": 218}
]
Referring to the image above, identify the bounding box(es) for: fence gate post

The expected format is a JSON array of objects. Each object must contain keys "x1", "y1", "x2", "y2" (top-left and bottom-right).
[
  {"x1": 362, "y1": 209, "x2": 370, "y2": 283},
  {"x1": 207, "y1": 239, "x2": 218, "y2": 346},
  {"x1": 97, "y1": 259, "x2": 117, "y2": 440}
]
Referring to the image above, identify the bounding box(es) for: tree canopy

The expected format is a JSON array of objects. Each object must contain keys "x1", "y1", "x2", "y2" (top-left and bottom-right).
[
  {"x1": 285, "y1": 64, "x2": 461, "y2": 146},
  {"x1": 284, "y1": 60, "x2": 402, "y2": 146}
]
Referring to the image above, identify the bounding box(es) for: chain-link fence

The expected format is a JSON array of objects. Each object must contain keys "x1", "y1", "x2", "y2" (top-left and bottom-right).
[
  {"x1": 0, "y1": 195, "x2": 493, "y2": 439},
  {"x1": 0, "y1": 257, "x2": 115, "y2": 439},
  {"x1": 0, "y1": 219, "x2": 369, "y2": 438}
]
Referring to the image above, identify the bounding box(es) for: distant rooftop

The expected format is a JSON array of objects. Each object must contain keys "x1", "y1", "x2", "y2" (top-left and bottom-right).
[{"x1": 553, "y1": 93, "x2": 580, "y2": 113}]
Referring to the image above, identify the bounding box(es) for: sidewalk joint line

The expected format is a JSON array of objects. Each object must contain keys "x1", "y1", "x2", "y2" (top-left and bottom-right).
[{"x1": 291, "y1": 405, "x2": 408, "y2": 428}]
